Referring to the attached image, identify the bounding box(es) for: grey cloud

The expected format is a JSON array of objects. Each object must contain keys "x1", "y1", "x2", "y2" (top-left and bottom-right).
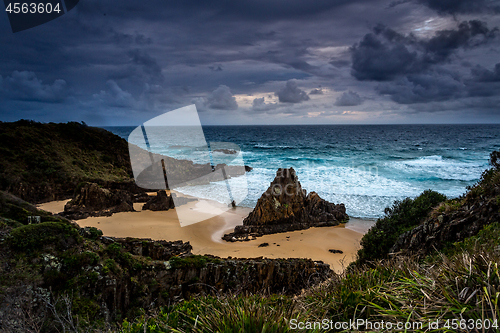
[
  {"x1": 209, "y1": 65, "x2": 223, "y2": 72},
  {"x1": 376, "y1": 72, "x2": 464, "y2": 104},
  {"x1": 0, "y1": 71, "x2": 68, "y2": 103},
  {"x1": 275, "y1": 79, "x2": 310, "y2": 103},
  {"x1": 466, "y1": 63, "x2": 500, "y2": 97},
  {"x1": 351, "y1": 21, "x2": 498, "y2": 81},
  {"x1": 309, "y1": 88, "x2": 323, "y2": 95},
  {"x1": 335, "y1": 90, "x2": 364, "y2": 106},
  {"x1": 423, "y1": 21, "x2": 498, "y2": 64},
  {"x1": 206, "y1": 85, "x2": 238, "y2": 110},
  {"x1": 112, "y1": 32, "x2": 153, "y2": 45},
  {"x1": 92, "y1": 80, "x2": 136, "y2": 108},
  {"x1": 351, "y1": 30, "x2": 419, "y2": 81},
  {"x1": 417, "y1": 0, "x2": 500, "y2": 15},
  {"x1": 128, "y1": 49, "x2": 163, "y2": 81},
  {"x1": 471, "y1": 63, "x2": 500, "y2": 82},
  {"x1": 252, "y1": 97, "x2": 279, "y2": 112}
]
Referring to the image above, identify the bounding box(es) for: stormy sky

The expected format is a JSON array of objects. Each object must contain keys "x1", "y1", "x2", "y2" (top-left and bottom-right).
[{"x1": 0, "y1": 0, "x2": 499, "y2": 125}]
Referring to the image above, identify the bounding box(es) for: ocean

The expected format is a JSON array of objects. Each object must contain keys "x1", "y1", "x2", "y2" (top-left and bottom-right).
[{"x1": 104, "y1": 124, "x2": 500, "y2": 220}]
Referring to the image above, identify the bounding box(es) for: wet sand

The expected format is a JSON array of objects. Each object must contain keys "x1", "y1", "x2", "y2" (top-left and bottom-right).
[{"x1": 38, "y1": 196, "x2": 369, "y2": 272}]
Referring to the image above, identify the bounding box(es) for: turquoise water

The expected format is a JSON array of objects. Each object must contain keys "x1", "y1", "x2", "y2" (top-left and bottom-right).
[{"x1": 105, "y1": 124, "x2": 500, "y2": 219}]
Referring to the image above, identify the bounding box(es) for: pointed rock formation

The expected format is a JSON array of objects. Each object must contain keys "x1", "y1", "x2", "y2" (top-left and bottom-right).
[{"x1": 223, "y1": 168, "x2": 348, "y2": 241}]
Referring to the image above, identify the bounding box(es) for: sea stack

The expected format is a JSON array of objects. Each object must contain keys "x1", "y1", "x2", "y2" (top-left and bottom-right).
[{"x1": 223, "y1": 167, "x2": 348, "y2": 241}]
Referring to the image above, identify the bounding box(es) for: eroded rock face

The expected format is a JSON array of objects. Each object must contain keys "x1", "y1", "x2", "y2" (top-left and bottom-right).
[
  {"x1": 391, "y1": 182, "x2": 500, "y2": 256},
  {"x1": 223, "y1": 168, "x2": 348, "y2": 241},
  {"x1": 62, "y1": 182, "x2": 135, "y2": 219},
  {"x1": 83, "y1": 254, "x2": 332, "y2": 319}
]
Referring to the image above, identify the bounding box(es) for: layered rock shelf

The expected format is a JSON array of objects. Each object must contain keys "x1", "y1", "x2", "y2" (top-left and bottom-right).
[{"x1": 223, "y1": 167, "x2": 348, "y2": 241}]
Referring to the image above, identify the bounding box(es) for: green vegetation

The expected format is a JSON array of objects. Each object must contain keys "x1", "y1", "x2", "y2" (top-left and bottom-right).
[
  {"x1": 0, "y1": 120, "x2": 133, "y2": 203},
  {"x1": 357, "y1": 189, "x2": 446, "y2": 263},
  {"x1": 7, "y1": 221, "x2": 82, "y2": 251},
  {"x1": 168, "y1": 255, "x2": 221, "y2": 269},
  {"x1": 121, "y1": 295, "x2": 312, "y2": 333}
]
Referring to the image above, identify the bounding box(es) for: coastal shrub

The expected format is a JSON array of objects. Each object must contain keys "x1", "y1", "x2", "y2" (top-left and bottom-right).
[
  {"x1": 62, "y1": 251, "x2": 100, "y2": 271},
  {"x1": 79, "y1": 226, "x2": 103, "y2": 240},
  {"x1": 7, "y1": 222, "x2": 82, "y2": 251},
  {"x1": 120, "y1": 295, "x2": 312, "y2": 333},
  {"x1": 438, "y1": 222, "x2": 500, "y2": 258},
  {"x1": 106, "y1": 242, "x2": 138, "y2": 268},
  {"x1": 357, "y1": 190, "x2": 446, "y2": 263},
  {"x1": 303, "y1": 241, "x2": 500, "y2": 332}
]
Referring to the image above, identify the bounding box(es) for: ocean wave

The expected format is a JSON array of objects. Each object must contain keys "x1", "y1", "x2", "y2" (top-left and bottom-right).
[
  {"x1": 388, "y1": 155, "x2": 484, "y2": 181},
  {"x1": 253, "y1": 144, "x2": 295, "y2": 150}
]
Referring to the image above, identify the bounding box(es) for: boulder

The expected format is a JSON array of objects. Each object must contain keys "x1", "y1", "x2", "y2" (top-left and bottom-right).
[
  {"x1": 63, "y1": 182, "x2": 135, "y2": 219},
  {"x1": 223, "y1": 168, "x2": 348, "y2": 241},
  {"x1": 142, "y1": 191, "x2": 196, "y2": 211},
  {"x1": 142, "y1": 190, "x2": 174, "y2": 211}
]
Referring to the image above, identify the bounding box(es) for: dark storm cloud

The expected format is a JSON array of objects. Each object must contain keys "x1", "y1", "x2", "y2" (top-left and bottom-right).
[
  {"x1": 275, "y1": 79, "x2": 310, "y2": 103},
  {"x1": 471, "y1": 63, "x2": 500, "y2": 82},
  {"x1": 335, "y1": 90, "x2": 364, "y2": 106},
  {"x1": 209, "y1": 65, "x2": 223, "y2": 72},
  {"x1": 416, "y1": 0, "x2": 500, "y2": 15},
  {"x1": 351, "y1": 19, "x2": 500, "y2": 107},
  {"x1": 0, "y1": 0, "x2": 499, "y2": 124},
  {"x1": 376, "y1": 71, "x2": 464, "y2": 104},
  {"x1": 92, "y1": 80, "x2": 136, "y2": 108},
  {"x1": 0, "y1": 71, "x2": 68, "y2": 103},
  {"x1": 128, "y1": 49, "x2": 164, "y2": 81},
  {"x1": 466, "y1": 63, "x2": 500, "y2": 97},
  {"x1": 351, "y1": 21, "x2": 498, "y2": 81},
  {"x1": 376, "y1": 63, "x2": 500, "y2": 104}
]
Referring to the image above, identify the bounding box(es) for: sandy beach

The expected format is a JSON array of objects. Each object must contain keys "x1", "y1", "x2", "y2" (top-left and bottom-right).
[{"x1": 38, "y1": 195, "x2": 371, "y2": 272}]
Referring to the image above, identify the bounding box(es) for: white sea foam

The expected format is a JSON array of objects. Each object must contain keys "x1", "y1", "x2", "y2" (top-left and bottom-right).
[{"x1": 388, "y1": 155, "x2": 485, "y2": 181}]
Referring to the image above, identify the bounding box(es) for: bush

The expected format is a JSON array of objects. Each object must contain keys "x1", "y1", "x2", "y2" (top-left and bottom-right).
[
  {"x1": 7, "y1": 222, "x2": 82, "y2": 251},
  {"x1": 168, "y1": 255, "x2": 221, "y2": 269},
  {"x1": 357, "y1": 190, "x2": 446, "y2": 263}
]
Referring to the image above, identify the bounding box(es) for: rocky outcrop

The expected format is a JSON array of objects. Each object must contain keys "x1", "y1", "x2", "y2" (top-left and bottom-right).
[
  {"x1": 391, "y1": 168, "x2": 500, "y2": 256},
  {"x1": 62, "y1": 182, "x2": 135, "y2": 219},
  {"x1": 391, "y1": 195, "x2": 500, "y2": 256},
  {"x1": 74, "y1": 253, "x2": 332, "y2": 319},
  {"x1": 142, "y1": 190, "x2": 174, "y2": 211},
  {"x1": 142, "y1": 191, "x2": 196, "y2": 211},
  {"x1": 223, "y1": 168, "x2": 348, "y2": 241}
]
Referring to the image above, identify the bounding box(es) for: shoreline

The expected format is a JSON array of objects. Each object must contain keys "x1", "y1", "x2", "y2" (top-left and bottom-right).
[{"x1": 38, "y1": 195, "x2": 373, "y2": 272}]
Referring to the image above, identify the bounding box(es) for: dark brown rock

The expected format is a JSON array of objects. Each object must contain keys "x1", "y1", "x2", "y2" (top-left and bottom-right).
[
  {"x1": 390, "y1": 176, "x2": 500, "y2": 257},
  {"x1": 142, "y1": 191, "x2": 196, "y2": 211},
  {"x1": 62, "y1": 182, "x2": 135, "y2": 219},
  {"x1": 223, "y1": 168, "x2": 348, "y2": 241},
  {"x1": 142, "y1": 190, "x2": 174, "y2": 211}
]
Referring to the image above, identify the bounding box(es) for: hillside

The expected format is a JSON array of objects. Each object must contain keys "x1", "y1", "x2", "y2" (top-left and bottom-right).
[
  {"x1": 0, "y1": 190, "x2": 331, "y2": 332},
  {"x1": 0, "y1": 120, "x2": 133, "y2": 203}
]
